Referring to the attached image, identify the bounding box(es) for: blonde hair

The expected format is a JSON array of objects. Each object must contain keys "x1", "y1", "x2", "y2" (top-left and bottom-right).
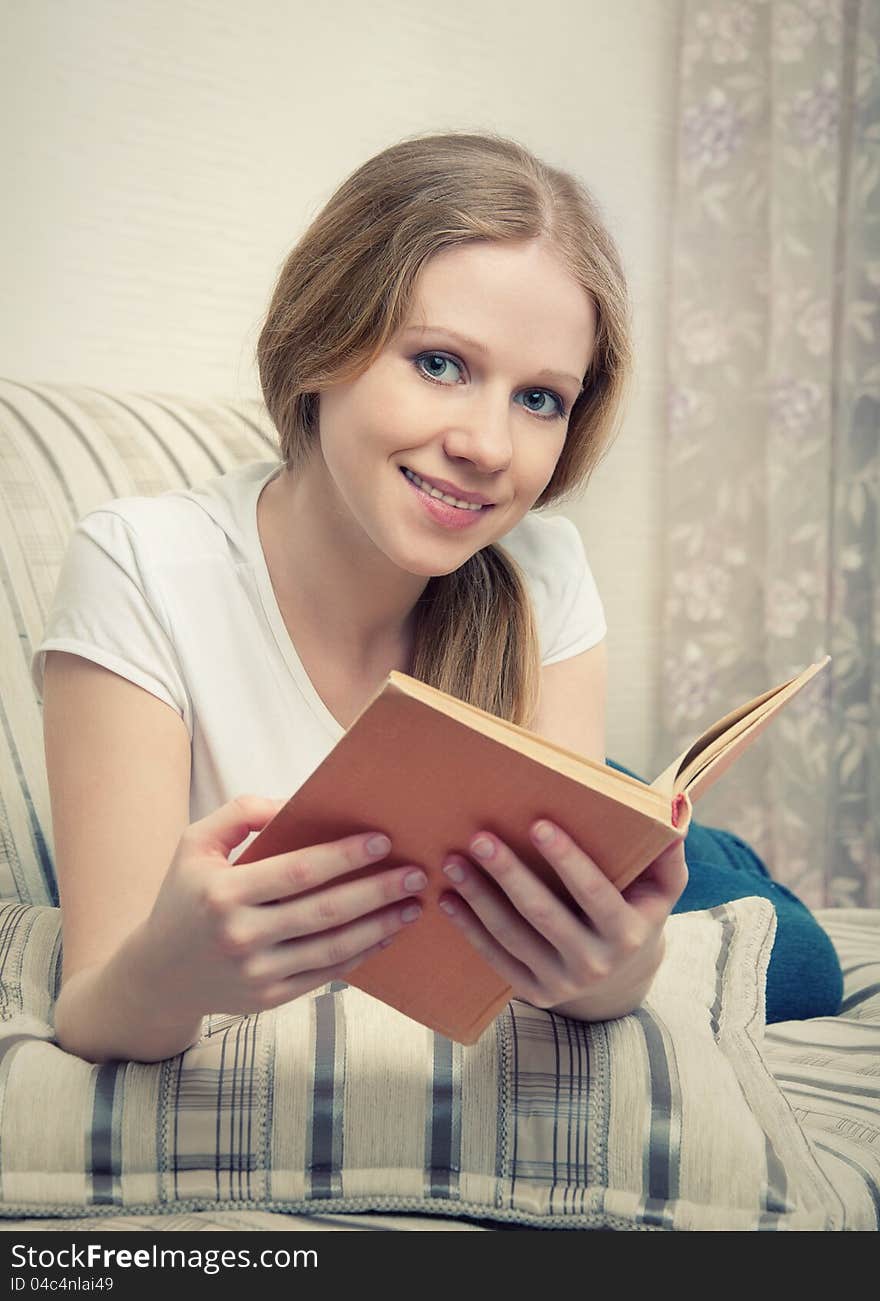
[{"x1": 256, "y1": 130, "x2": 632, "y2": 727}]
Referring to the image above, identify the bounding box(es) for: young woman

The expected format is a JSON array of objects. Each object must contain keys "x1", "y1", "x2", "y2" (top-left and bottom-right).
[{"x1": 33, "y1": 131, "x2": 802, "y2": 1065}]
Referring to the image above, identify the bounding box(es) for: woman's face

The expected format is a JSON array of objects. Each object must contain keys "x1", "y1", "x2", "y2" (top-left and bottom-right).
[{"x1": 314, "y1": 237, "x2": 597, "y2": 577}]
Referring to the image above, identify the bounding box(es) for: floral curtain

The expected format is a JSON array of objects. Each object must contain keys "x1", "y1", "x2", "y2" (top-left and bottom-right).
[{"x1": 660, "y1": 0, "x2": 878, "y2": 907}]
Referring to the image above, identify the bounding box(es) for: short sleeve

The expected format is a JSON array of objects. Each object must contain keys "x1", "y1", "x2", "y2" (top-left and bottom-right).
[
  {"x1": 31, "y1": 509, "x2": 192, "y2": 735},
  {"x1": 536, "y1": 515, "x2": 607, "y2": 666}
]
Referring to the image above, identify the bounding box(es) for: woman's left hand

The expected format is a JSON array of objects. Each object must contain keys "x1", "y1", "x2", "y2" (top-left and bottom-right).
[{"x1": 439, "y1": 820, "x2": 689, "y2": 1022}]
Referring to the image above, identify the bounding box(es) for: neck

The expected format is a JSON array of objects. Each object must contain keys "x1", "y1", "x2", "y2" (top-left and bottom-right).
[{"x1": 257, "y1": 459, "x2": 430, "y2": 674}]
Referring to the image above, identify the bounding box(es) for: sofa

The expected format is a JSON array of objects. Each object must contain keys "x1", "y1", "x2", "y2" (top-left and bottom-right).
[{"x1": 1, "y1": 376, "x2": 878, "y2": 1233}]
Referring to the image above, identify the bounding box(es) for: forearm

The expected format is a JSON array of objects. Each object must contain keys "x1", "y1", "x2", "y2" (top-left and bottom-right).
[{"x1": 52, "y1": 925, "x2": 204, "y2": 1064}]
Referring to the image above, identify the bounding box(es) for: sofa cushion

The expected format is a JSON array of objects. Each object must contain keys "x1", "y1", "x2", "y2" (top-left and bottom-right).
[{"x1": 0, "y1": 895, "x2": 850, "y2": 1229}]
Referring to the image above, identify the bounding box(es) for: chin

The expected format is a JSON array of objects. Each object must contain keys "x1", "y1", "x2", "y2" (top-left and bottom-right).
[
  {"x1": 400, "y1": 555, "x2": 461, "y2": 580},
  {"x1": 388, "y1": 538, "x2": 478, "y2": 579}
]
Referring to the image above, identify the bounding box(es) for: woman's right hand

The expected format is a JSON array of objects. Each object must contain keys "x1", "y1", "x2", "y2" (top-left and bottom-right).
[{"x1": 128, "y1": 794, "x2": 425, "y2": 1022}]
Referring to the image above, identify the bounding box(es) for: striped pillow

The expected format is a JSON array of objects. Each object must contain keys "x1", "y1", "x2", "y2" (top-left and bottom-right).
[{"x1": 0, "y1": 895, "x2": 850, "y2": 1229}]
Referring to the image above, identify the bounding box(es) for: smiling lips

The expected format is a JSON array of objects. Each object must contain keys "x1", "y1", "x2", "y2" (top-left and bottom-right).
[
  {"x1": 400, "y1": 466, "x2": 495, "y2": 510},
  {"x1": 400, "y1": 467, "x2": 495, "y2": 532}
]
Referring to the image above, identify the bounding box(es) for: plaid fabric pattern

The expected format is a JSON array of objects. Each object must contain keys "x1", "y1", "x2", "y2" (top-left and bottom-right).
[{"x1": 0, "y1": 896, "x2": 876, "y2": 1230}]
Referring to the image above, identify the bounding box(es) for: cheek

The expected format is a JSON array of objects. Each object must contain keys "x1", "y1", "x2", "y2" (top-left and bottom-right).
[
  {"x1": 319, "y1": 386, "x2": 395, "y2": 467},
  {"x1": 519, "y1": 433, "x2": 566, "y2": 489},
  {"x1": 368, "y1": 375, "x2": 429, "y2": 439},
  {"x1": 353, "y1": 369, "x2": 426, "y2": 449}
]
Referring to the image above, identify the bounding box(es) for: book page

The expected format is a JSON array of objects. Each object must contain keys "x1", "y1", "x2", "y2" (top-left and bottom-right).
[{"x1": 650, "y1": 656, "x2": 830, "y2": 798}]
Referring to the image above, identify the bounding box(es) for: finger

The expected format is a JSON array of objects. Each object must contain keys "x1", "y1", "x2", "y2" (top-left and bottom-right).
[
  {"x1": 623, "y1": 839, "x2": 689, "y2": 926},
  {"x1": 262, "y1": 865, "x2": 427, "y2": 943},
  {"x1": 258, "y1": 933, "x2": 407, "y2": 1007},
  {"x1": 441, "y1": 852, "x2": 561, "y2": 972},
  {"x1": 524, "y1": 820, "x2": 634, "y2": 942},
  {"x1": 232, "y1": 830, "x2": 396, "y2": 906},
  {"x1": 436, "y1": 888, "x2": 540, "y2": 1001},
  {"x1": 455, "y1": 834, "x2": 590, "y2": 955},
  {"x1": 262, "y1": 897, "x2": 423, "y2": 980}
]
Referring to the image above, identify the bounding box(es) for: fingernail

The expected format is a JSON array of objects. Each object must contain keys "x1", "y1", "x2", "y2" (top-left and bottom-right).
[
  {"x1": 443, "y1": 859, "x2": 466, "y2": 883},
  {"x1": 532, "y1": 821, "x2": 555, "y2": 844},
  {"x1": 403, "y1": 870, "x2": 427, "y2": 891},
  {"x1": 439, "y1": 899, "x2": 457, "y2": 916},
  {"x1": 367, "y1": 834, "x2": 391, "y2": 855},
  {"x1": 470, "y1": 836, "x2": 494, "y2": 860},
  {"x1": 401, "y1": 903, "x2": 421, "y2": 923}
]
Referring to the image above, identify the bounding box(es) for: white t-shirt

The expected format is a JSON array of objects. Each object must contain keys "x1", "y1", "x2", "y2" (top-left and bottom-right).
[{"x1": 31, "y1": 460, "x2": 606, "y2": 827}]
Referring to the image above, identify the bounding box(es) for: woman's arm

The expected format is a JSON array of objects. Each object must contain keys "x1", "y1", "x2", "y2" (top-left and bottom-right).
[
  {"x1": 53, "y1": 936, "x2": 205, "y2": 1064},
  {"x1": 43, "y1": 650, "x2": 202, "y2": 1062},
  {"x1": 45, "y1": 652, "x2": 429, "y2": 1063},
  {"x1": 531, "y1": 639, "x2": 608, "y2": 764}
]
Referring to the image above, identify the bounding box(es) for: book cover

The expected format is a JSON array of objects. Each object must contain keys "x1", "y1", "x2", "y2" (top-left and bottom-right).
[{"x1": 234, "y1": 655, "x2": 830, "y2": 1043}]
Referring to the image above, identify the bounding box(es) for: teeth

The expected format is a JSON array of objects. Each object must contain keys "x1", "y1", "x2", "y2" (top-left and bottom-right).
[{"x1": 402, "y1": 467, "x2": 485, "y2": 510}]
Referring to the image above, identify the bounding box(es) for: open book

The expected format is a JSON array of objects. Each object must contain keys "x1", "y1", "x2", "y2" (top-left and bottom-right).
[{"x1": 235, "y1": 655, "x2": 830, "y2": 1044}]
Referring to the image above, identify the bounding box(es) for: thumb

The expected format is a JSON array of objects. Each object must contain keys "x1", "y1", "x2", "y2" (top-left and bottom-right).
[
  {"x1": 623, "y1": 837, "x2": 688, "y2": 920},
  {"x1": 186, "y1": 794, "x2": 286, "y2": 859}
]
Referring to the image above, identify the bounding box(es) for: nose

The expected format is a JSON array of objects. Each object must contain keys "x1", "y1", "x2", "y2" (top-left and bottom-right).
[{"x1": 441, "y1": 386, "x2": 514, "y2": 476}]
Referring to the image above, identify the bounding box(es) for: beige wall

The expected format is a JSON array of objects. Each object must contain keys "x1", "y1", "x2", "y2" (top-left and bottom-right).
[{"x1": 1, "y1": 0, "x2": 681, "y2": 776}]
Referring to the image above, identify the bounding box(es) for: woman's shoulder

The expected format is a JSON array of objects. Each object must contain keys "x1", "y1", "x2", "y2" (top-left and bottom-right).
[{"x1": 71, "y1": 459, "x2": 281, "y2": 565}]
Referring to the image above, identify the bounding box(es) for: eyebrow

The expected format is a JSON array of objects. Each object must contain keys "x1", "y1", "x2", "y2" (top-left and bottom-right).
[{"x1": 401, "y1": 326, "x2": 585, "y2": 392}]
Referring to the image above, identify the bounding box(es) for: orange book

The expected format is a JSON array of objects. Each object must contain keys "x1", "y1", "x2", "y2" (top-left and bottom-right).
[{"x1": 235, "y1": 655, "x2": 830, "y2": 1044}]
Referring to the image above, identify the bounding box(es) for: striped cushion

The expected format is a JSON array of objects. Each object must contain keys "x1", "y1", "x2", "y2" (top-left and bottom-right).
[
  {"x1": 0, "y1": 894, "x2": 868, "y2": 1229},
  {"x1": 764, "y1": 909, "x2": 880, "y2": 1231},
  {"x1": 0, "y1": 377, "x2": 277, "y2": 908}
]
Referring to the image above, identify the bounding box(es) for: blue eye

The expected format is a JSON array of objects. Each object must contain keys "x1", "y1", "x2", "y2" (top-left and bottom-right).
[
  {"x1": 412, "y1": 352, "x2": 567, "y2": 421},
  {"x1": 415, "y1": 352, "x2": 463, "y2": 384},
  {"x1": 516, "y1": 389, "x2": 567, "y2": 421}
]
